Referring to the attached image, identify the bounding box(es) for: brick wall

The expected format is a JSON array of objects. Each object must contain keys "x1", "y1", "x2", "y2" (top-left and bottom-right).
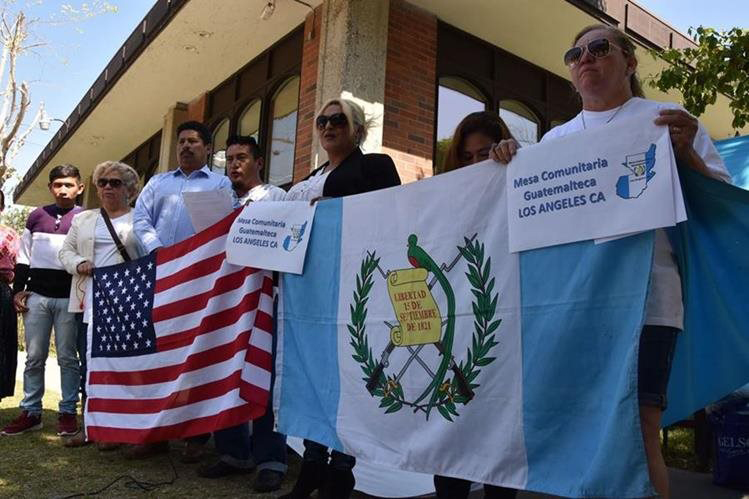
[
  {"x1": 292, "y1": 7, "x2": 322, "y2": 183},
  {"x1": 187, "y1": 93, "x2": 207, "y2": 122},
  {"x1": 382, "y1": 0, "x2": 437, "y2": 183}
]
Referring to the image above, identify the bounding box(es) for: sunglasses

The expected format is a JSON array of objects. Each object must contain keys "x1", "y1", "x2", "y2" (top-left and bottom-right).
[
  {"x1": 96, "y1": 177, "x2": 124, "y2": 188},
  {"x1": 563, "y1": 38, "x2": 625, "y2": 67},
  {"x1": 315, "y1": 112, "x2": 348, "y2": 130}
]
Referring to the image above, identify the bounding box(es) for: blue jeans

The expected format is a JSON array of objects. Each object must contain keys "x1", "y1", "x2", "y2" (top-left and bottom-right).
[
  {"x1": 214, "y1": 296, "x2": 287, "y2": 473},
  {"x1": 20, "y1": 293, "x2": 79, "y2": 415},
  {"x1": 214, "y1": 413, "x2": 287, "y2": 473}
]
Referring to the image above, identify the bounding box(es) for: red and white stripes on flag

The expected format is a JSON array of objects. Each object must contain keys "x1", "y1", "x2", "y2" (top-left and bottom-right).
[{"x1": 85, "y1": 209, "x2": 275, "y2": 444}]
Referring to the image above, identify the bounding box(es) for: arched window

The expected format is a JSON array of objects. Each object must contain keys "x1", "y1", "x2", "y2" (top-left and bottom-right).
[
  {"x1": 211, "y1": 118, "x2": 230, "y2": 174},
  {"x1": 499, "y1": 100, "x2": 539, "y2": 147},
  {"x1": 267, "y1": 76, "x2": 300, "y2": 186},
  {"x1": 239, "y1": 99, "x2": 262, "y2": 139},
  {"x1": 436, "y1": 77, "x2": 487, "y2": 171}
]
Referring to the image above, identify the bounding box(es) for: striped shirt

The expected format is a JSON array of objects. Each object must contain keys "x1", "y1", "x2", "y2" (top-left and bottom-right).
[{"x1": 14, "y1": 204, "x2": 82, "y2": 298}]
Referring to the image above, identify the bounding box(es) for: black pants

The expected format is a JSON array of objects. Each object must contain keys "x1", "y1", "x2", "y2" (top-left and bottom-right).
[
  {"x1": 0, "y1": 282, "x2": 17, "y2": 399},
  {"x1": 303, "y1": 439, "x2": 355, "y2": 470}
]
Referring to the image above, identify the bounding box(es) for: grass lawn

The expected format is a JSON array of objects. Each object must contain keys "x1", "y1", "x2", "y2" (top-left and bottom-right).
[
  {"x1": 1, "y1": 374, "x2": 706, "y2": 498},
  {"x1": 0, "y1": 385, "x2": 301, "y2": 498},
  {"x1": 662, "y1": 426, "x2": 701, "y2": 471}
]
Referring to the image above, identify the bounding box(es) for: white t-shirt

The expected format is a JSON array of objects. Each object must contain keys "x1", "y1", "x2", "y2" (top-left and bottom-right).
[
  {"x1": 542, "y1": 97, "x2": 730, "y2": 330},
  {"x1": 83, "y1": 212, "x2": 133, "y2": 323},
  {"x1": 238, "y1": 183, "x2": 287, "y2": 205},
  {"x1": 284, "y1": 168, "x2": 331, "y2": 202}
]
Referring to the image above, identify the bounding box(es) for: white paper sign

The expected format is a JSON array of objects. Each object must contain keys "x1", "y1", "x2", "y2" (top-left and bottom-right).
[
  {"x1": 183, "y1": 189, "x2": 235, "y2": 233},
  {"x1": 225, "y1": 201, "x2": 317, "y2": 274},
  {"x1": 506, "y1": 111, "x2": 685, "y2": 252}
]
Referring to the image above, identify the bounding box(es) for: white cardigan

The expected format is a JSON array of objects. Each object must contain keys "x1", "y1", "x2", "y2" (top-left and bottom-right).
[{"x1": 59, "y1": 209, "x2": 143, "y2": 313}]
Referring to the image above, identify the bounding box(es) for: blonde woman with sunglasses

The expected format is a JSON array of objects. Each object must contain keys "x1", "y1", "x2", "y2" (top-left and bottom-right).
[
  {"x1": 58, "y1": 160, "x2": 145, "y2": 448},
  {"x1": 282, "y1": 98, "x2": 401, "y2": 499},
  {"x1": 493, "y1": 25, "x2": 731, "y2": 499}
]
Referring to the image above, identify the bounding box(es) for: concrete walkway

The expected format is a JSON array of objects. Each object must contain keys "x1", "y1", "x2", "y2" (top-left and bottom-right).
[
  {"x1": 15, "y1": 351, "x2": 62, "y2": 395},
  {"x1": 13, "y1": 354, "x2": 747, "y2": 499}
]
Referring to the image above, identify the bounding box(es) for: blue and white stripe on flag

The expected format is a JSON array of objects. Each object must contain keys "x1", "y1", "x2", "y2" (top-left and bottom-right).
[
  {"x1": 275, "y1": 162, "x2": 656, "y2": 497},
  {"x1": 665, "y1": 167, "x2": 749, "y2": 425}
]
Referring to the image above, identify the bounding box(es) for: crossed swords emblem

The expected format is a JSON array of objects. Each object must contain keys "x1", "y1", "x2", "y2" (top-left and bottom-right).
[{"x1": 365, "y1": 236, "x2": 476, "y2": 410}]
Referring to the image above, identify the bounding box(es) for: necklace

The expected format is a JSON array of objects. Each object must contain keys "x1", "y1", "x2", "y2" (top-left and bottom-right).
[{"x1": 580, "y1": 99, "x2": 630, "y2": 130}]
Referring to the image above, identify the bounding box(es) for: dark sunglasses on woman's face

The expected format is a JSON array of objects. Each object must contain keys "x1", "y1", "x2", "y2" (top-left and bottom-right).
[
  {"x1": 563, "y1": 38, "x2": 624, "y2": 68},
  {"x1": 96, "y1": 177, "x2": 124, "y2": 188},
  {"x1": 315, "y1": 112, "x2": 348, "y2": 130}
]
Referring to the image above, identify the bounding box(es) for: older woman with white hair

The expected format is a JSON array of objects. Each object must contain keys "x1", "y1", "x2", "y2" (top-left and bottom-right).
[
  {"x1": 282, "y1": 98, "x2": 401, "y2": 499},
  {"x1": 59, "y1": 160, "x2": 144, "y2": 447}
]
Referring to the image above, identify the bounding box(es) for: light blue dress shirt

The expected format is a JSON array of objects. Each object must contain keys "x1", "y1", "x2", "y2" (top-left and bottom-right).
[{"x1": 133, "y1": 165, "x2": 234, "y2": 253}]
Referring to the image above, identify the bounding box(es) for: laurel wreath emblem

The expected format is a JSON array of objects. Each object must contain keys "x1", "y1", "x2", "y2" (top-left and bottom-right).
[{"x1": 347, "y1": 237, "x2": 501, "y2": 422}]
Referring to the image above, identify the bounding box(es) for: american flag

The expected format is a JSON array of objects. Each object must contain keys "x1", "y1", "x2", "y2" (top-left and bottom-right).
[{"x1": 85, "y1": 210, "x2": 274, "y2": 444}]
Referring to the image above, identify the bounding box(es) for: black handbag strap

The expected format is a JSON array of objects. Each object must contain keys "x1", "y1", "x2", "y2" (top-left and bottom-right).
[{"x1": 100, "y1": 210, "x2": 131, "y2": 262}]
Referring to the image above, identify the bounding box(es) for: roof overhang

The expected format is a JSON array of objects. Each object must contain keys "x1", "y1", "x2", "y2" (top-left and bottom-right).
[
  {"x1": 409, "y1": 0, "x2": 743, "y2": 140},
  {"x1": 15, "y1": 0, "x2": 319, "y2": 205}
]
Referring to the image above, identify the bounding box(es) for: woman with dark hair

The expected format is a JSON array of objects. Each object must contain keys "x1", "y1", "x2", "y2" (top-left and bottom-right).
[
  {"x1": 493, "y1": 24, "x2": 731, "y2": 499},
  {"x1": 282, "y1": 97, "x2": 401, "y2": 499},
  {"x1": 441, "y1": 111, "x2": 513, "y2": 174},
  {"x1": 434, "y1": 111, "x2": 518, "y2": 499},
  {"x1": 0, "y1": 190, "x2": 20, "y2": 405}
]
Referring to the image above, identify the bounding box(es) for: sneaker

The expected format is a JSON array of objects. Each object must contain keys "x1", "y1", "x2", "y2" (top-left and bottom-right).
[
  {"x1": 253, "y1": 469, "x2": 284, "y2": 492},
  {"x1": 197, "y1": 460, "x2": 254, "y2": 479},
  {"x1": 57, "y1": 413, "x2": 78, "y2": 436},
  {"x1": 1, "y1": 411, "x2": 43, "y2": 435}
]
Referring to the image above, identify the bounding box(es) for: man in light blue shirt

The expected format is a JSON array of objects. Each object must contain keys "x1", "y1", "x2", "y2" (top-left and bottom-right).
[
  {"x1": 129, "y1": 121, "x2": 231, "y2": 461},
  {"x1": 133, "y1": 121, "x2": 232, "y2": 253}
]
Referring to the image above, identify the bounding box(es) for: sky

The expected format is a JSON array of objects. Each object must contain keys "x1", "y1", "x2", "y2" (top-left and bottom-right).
[
  {"x1": 6, "y1": 0, "x2": 155, "y2": 204},
  {"x1": 4, "y1": 0, "x2": 747, "y2": 204},
  {"x1": 635, "y1": 0, "x2": 748, "y2": 33}
]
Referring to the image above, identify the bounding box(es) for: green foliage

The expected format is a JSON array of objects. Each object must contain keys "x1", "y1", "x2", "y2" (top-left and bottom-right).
[
  {"x1": 0, "y1": 205, "x2": 31, "y2": 235},
  {"x1": 434, "y1": 138, "x2": 451, "y2": 174},
  {"x1": 650, "y1": 27, "x2": 749, "y2": 130}
]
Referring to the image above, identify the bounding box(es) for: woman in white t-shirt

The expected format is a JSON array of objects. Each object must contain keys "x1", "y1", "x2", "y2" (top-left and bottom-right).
[
  {"x1": 59, "y1": 160, "x2": 144, "y2": 447},
  {"x1": 492, "y1": 24, "x2": 729, "y2": 499}
]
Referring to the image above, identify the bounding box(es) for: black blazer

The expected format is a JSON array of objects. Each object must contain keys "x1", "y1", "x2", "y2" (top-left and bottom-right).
[{"x1": 307, "y1": 148, "x2": 401, "y2": 198}]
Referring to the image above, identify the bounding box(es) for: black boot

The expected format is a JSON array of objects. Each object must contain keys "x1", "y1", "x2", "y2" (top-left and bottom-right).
[
  {"x1": 320, "y1": 466, "x2": 355, "y2": 499},
  {"x1": 279, "y1": 459, "x2": 326, "y2": 499}
]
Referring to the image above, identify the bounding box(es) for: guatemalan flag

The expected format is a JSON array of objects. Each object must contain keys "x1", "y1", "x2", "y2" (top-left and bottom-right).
[
  {"x1": 277, "y1": 162, "x2": 657, "y2": 498},
  {"x1": 85, "y1": 211, "x2": 275, "y2": 444}
]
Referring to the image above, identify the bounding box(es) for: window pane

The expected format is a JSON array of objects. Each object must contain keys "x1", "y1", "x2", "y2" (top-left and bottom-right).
[
  {"x1": 499, "y1": 100, "x2": 539, "y2": 148},
  {"x1": 436, "y1": 77, "x2": 486, "y2": 171},
  {"x1": 267, "y1": 76, "x2": 300, "y2": 186},
  {"x1": 211, "y1": 118, "x2": 230, "y2": 174},
  {"x1": 239, "y1": 100, "x2": 262, "y2": 139}
]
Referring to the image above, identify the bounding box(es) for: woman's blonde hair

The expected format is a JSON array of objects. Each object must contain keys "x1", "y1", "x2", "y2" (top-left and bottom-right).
[
  {"x1": 315, "y1": 98, "x2": 373, "y2": 146},
  {"x1": 92, "y1": 160, "x2": 140, "y2": 203}
]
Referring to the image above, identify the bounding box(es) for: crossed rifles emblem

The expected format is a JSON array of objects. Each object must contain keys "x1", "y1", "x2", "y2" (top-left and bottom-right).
[{"x1": 365, "y1": 234, "x2": 476, "y2": 418}]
